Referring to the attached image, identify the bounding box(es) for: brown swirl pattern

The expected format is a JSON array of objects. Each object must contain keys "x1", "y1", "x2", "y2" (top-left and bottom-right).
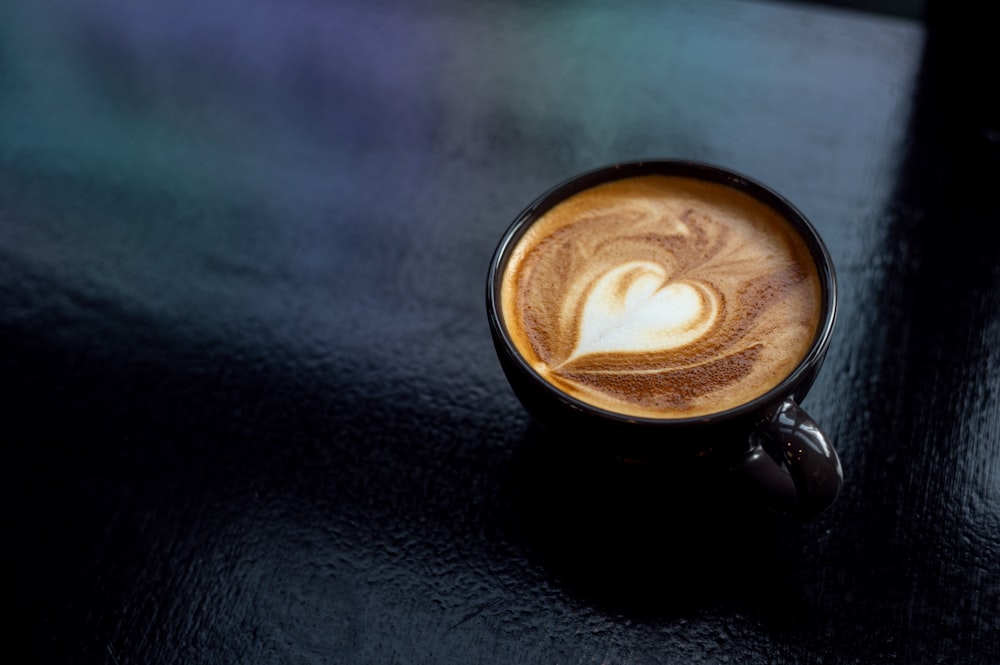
[{"x1": 500, "y1": 175, "x2": 822, "y2": 418}]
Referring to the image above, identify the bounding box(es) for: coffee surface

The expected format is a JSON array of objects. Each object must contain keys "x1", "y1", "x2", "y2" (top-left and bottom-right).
[{"x1": 500, "y1": 175, "x2": 822, "y2": 418}]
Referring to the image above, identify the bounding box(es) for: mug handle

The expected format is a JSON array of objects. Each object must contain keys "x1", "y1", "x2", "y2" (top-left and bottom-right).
[{"x1": 735, "y1": 398, "x2": 843, "y2": 519}]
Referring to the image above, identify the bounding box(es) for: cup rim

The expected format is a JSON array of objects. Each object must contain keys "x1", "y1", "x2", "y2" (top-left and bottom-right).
[{"x1": 486, "y1": 158, "x2": 838, "y2": 426}]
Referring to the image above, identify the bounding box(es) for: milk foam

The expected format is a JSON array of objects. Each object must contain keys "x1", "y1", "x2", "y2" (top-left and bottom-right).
[
  {"x1": 500, "y1": 175, "x2": 822, "y2": 419},
  {"x1": 566, "y1": 261, "x2": 718, "y2": 362}
]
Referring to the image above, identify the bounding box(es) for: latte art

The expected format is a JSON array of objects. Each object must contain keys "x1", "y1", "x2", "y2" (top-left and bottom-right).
[
  {"x1": 568, "y1": 261, "x2": 719, "y2": 361},
  {"x1": 500, "y1": 175, "x2": 822, "y2": 418}
]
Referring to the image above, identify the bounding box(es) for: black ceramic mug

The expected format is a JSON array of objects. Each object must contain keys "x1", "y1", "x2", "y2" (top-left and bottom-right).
[{"x1": 486, "y1": 160, "x2": 842, "y2": 519}]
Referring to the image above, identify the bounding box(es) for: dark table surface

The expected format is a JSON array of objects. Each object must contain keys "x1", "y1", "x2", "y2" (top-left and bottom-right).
[{"x1": 3, "y1": 1, "x2": 999, "y2": 663}]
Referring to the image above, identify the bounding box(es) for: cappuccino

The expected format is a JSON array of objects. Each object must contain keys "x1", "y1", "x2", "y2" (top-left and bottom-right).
[{"x1": 499, "y1": 175, "x2": 822, "y2": 419}]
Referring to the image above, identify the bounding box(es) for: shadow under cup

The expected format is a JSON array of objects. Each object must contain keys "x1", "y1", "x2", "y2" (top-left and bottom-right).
[{"x1": 486, "y1": 160, "x2": 842, "y2": 519}]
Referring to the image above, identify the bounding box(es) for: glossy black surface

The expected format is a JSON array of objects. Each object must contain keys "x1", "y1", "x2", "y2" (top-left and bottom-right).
[{"x1": 3, "y1": 1, "x2": 998, "y2": 663}]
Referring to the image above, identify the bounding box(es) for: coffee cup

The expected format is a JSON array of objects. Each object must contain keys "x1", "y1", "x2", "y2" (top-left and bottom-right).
[{"x1": 486, "y1": 160, "x2": 842, "y2": 519}]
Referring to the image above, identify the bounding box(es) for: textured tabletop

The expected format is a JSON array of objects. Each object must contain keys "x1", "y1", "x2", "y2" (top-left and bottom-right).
[{"x1": 2, "y1": 1, "x2": 998, "y2": 663}]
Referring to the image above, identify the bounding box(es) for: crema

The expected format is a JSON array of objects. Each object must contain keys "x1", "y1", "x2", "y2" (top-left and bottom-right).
[{"x1": 499, "y1": 175, "x2": 822, "y2": 418}]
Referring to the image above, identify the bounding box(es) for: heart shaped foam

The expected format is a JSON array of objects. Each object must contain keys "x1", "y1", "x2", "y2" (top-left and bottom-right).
[{"x1": 567, "y1": 260, "x2": 717, "y2": 362}]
